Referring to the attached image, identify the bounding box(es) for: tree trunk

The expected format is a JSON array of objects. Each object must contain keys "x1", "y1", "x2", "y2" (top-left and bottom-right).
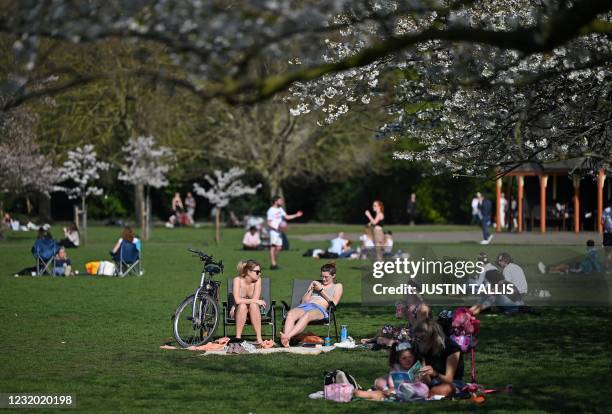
[
  {"x1": 215, "y1": 208, "x2": 221, "y2": 244},
  {"x1": 134, "y1": 184, "x2": 145, "y2": 239},
  {"x1": 266, "y1": 175, "x2": 284, "y2": 201},
  {"x1": 73, "y1": 205, "x2": 79, "y2": 229},
  {"x1": 37, "y1": 193, "x2": 51, "y2": 222},
  {"x1": 25, "y1": 195, "x2": 33, "y2": 216},
  {"x1": 81, "y1": 197, "x2": 87, "y2": 245},
  {"x1": 143, "y1": 186, "x2": 151, "y2": 241}
]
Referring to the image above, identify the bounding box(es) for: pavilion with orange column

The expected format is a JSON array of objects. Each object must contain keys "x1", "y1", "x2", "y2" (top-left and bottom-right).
[{"x1": 497, "y1": 160, "x2": 608, "y2": 234}]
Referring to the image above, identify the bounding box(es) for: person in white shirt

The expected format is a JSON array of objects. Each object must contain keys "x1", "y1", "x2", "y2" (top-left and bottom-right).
[
  {"x1": 267, "y1": 196, "x2": 303, "y2": 270},
  {"x1": 470, "y1": 252, "x2": 527, "y2": 315},
  {"x1": 328, "y1": 232, "x2": 348, "y2": 256},
  {"x1": 499, "y1": 193, "x2": 508, "y2": 229},
  {"x1": 471, "y1": 196, "x2": 481, "y2": 224},
  {"x1": 59, "y1": 222, "x2": 80, "y2": 248},
  {"x1": 498, "y1": 253, "x2": 528, "y2": 295}
]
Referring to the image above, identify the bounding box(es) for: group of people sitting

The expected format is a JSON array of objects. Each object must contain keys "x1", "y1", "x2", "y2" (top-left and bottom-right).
[
  {"x1": 166, "y1": 192, "x2": 196, "y2": 228},
  {"x1": 14, "y1": 225, "x2": 141, "y2": 277},
  {"x1": 356, "y1": 297, "x2": 468, "y2": 400},
  {"x1": 304, "y1": 230, "x2": 396, "y2": 260},
  {"x1": 466, "y1": 252, "x2": 529, "y2": 315},
  {"x1": 228, "y1": 260, "x2": 343, "y2": 347}
]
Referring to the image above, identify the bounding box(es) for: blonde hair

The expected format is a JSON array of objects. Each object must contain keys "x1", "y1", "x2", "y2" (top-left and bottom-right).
[
  {"x1": 236, "y1": 259, "x2": 260, "y2": 278},
  {"x1": 415, "y1": 319, "x2": 446, "y2": 356}
]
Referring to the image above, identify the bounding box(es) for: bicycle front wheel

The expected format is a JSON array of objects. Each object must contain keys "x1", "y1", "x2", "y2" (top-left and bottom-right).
[{"x1": 172, "y1": 294, "x2": 219, "y2": 348}]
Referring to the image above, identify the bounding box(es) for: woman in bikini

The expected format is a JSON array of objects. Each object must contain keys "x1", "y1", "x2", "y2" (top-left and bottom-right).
[
  {"x1": 280, "y1": 262, "x2": 343, "y2": 347},
  {"x1": 231, "y1": 259, "x2": 267, "y2": 344},
  {"x1": 365, "y1": 200, "x2": 385, "y2": 261}
]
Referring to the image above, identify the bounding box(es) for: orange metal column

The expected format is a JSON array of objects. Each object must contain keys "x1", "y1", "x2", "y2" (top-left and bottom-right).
[
  {"x1": 496, "y1": 178, "x2": 502, "y2": 232},
  {"x1": 518, "y1": 176, "x2": 524, "y2": 233},
  {"x1": 573, "y1": 176, "x2": 580, "y2": 233},
  {"x1": 597, "y1": 169, "x2": 605, "y2": 234},
  {"x1": 540, "y1": 175, "x2": 548, "y2": 233}
]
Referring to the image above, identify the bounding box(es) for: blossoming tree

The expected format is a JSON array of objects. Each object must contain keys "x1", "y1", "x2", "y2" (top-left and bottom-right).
[
  {"x1": 1, "y1": 0, "x2": 610, "y2": 175},
  {"x1": 56, "y1": 144, "x2": 109, "y2": 243},
  {"x1": 118, "y1": 135, "x2": 174, "y2": 241},
  {"x1": 193, "y1": 168, "x2": 261, "y2": 243}
]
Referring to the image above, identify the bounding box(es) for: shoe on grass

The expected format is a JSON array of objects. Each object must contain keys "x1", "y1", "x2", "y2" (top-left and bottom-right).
[
  {"x1": 537, "y1": 262, "x2": 546, "y2": 274},
  {"x1": 270, "y1": 265, "x2": 279, "y2": 270}
]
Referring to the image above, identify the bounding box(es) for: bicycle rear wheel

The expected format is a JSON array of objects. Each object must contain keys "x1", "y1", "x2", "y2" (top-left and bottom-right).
[{"x1": 172, "y1": 294, "x2": 219, "y2": 348}]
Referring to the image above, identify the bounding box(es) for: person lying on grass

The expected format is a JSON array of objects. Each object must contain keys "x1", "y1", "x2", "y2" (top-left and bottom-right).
[
  {"x1": 360, "y1": 288, "x2": 431, "y2": 348},
  {"x1": 538, "y1": 239, "x2": 605, "y2": 275},
  {"x1": 414, "y1": 319, "x2": 465, "y2": 398},
  {"x1": 230, "y1": 260, "x2": 267, "y2": 345},
  {"x1": 355, "y1": 341, "x2": 427, "y2": 401},
  {"x1": 280, "y1": 262, "x2": 343, "y2": 347}
]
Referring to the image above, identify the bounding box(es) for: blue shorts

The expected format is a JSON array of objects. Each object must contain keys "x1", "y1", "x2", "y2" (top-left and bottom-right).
[{"x1": 297, "y1": 302, "x2": 328, "y2": 319}]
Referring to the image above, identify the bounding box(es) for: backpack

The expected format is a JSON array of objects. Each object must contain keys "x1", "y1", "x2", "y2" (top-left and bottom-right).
[{"x1": 323, "y1": 370, "x2": 361, "y2": 390}]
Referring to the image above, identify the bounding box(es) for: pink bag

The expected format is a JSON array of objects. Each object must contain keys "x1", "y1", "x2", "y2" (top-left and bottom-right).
[{"x1": 324, "y1": 383, "x2": 354, "y2": 403}]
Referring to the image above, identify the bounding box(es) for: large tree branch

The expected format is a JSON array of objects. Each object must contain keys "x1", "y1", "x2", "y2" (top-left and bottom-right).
[{"x1": 224, "y1": 0, "x2": 610, "y2": 101}]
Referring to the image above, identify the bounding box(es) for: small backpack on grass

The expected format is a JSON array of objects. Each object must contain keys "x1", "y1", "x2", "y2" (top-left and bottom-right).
[{"x1": 323, "y1": 370, "x2": 361, "y2": 390}]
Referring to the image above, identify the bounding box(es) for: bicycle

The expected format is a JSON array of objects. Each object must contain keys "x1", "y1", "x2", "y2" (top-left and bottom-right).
[{"x1": 172, "y1": 248, "x2": 224, "y2": 348}]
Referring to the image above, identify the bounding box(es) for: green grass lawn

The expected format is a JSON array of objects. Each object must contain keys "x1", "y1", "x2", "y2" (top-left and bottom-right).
[{"x1": 0, "y1": 225, "x2": 610, "y2": 413}]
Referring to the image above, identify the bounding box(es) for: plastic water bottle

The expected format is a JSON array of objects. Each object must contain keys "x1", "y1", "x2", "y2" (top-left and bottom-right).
[{"x1": 340, "y1": 325, "x2": 348, "y2": 342}]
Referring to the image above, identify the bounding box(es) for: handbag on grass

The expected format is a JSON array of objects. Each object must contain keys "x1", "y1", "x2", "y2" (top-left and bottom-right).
[{"x1": 324, "y1": 383, "x2": 354, "y2": 403}]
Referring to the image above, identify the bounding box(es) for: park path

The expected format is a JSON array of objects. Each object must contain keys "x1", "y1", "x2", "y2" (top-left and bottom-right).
[{"x1": 295, "y1": 230, "x2": 601, "y2": 245}]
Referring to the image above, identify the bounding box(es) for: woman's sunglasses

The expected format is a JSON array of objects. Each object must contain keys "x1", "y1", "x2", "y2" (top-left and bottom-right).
[{"x1": 252, "y1": 269, "x2": 261, "y2": 275}]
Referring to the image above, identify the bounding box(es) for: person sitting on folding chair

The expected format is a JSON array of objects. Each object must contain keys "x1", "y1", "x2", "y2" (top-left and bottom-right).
[
  {"x1": 230, "y1": 260, "x2": 267, "y2": 345},
  {"x1": 31, "y1": 228, "x2": 60, "y2": 276},
  {"x1": 110, "y1": 226, "x2": 141, "y2": 276},
  {"x1": 280, "y1": 262, "x2": 343, "y2": 347}
]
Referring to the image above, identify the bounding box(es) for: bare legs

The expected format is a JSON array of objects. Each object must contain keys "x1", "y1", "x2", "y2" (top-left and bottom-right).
[
  {"x1": 234, "y1": 303, "x2": 264, "y2": 343},
  {"x1": 280, "y1": 308, "x2": 323, "y2": 347},
  {"x1": 269, "y1": 245, "x2": 282, "y2": 268},
  {"x1": 373, "y1": 225, "x2": 384, "y2": 261}
]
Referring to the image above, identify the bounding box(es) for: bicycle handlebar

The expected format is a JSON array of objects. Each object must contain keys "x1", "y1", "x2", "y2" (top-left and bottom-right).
[{"x1": 187, "y1": 248, "x2": 224, "y2": 271}]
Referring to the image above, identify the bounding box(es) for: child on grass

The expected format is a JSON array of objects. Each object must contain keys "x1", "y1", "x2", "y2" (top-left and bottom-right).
[{"x1": 354, "y1": 341, "x2": 428, "y2": 401}]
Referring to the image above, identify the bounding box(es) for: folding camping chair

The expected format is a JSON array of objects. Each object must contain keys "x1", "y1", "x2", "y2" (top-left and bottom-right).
[
  {"x1": 112, "y1": 241, "x2": 141, "y2": 277},
  {"x1": 223, "y1": 278, "x2": 276, "y2": 339},
  {"x1": 281, "y1": 279, "x2": 339, "y2": 340},
  {"x1": 32, "y1": 238, "x2": 60, "y2": 276}
]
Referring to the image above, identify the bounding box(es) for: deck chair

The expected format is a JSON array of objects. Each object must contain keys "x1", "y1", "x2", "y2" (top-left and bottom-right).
[
  {"x1": 281, "y1": 279, "x2": 339, "y2": 340},
  {"x1": 111, "y1": 241, "x2": 141, "y2": 277},
  {"x1": 223, "y1": 278, "x2": 276, "y2": 339},
  {"x1": 31, "y1": 238, "x2": 60, "y2": 276}
]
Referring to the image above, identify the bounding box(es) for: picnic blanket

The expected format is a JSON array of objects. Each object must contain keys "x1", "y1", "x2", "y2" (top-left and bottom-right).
[
  {"x1": 160, "y1": 336, "x2": 336, "y2": 356},
  {"x1": 200, "y1": 345, "x2": 337, "y2": 356}
]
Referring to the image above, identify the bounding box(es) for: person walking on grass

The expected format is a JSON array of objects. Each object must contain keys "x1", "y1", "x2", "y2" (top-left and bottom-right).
[
  {"x1": 267, "y1": 195, "x2": 303, "y2": 270},
  {"x1": 477, "y1": 192, "x2": 493, "y2": 244}
]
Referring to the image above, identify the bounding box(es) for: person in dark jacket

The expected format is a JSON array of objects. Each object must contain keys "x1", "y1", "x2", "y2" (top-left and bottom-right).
[{"x1": 477, "y1": 192, "x2": 493, "y2": 244}]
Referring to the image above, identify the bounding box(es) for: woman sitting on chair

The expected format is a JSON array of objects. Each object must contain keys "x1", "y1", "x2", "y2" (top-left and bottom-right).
[
  {"x1": 110, "y1": 226, "x2": 141, "y2": 260},
  {"x1": 280, "y1": 262, "x2": 343, "y2": 347},
  {"x1": 231, "y1": 260, "x2": 267, "y2": 345}
]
